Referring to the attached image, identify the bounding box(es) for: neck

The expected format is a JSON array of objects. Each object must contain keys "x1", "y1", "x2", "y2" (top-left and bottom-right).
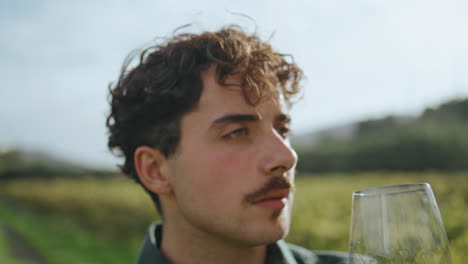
[{"x1": 160, "y1": 220, "x2": 267, "y2": 264}]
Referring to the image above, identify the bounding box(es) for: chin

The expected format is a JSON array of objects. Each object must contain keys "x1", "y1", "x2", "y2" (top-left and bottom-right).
[
  {"x1": 242, "y1": 218, "x2": 290, "y2": 246},
  {"x1": 247, "y1": 228, "x2": 289, "y2": 246}
]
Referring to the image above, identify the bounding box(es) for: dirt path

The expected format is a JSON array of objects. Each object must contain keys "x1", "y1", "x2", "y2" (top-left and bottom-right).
[{"x1": 1, "y1": 223, "x2": 48, "y2": 264}]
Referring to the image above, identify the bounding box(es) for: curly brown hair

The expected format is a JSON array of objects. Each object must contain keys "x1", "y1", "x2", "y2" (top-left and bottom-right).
[{"x1": 106, "y1": 25, "x2": 303, "y2": 214}]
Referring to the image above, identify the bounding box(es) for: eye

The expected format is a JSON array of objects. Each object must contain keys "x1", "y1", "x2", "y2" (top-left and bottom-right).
[
  {"x1": 276, "y1": 126, "x2": 291, "y2": 139},
  {"x1": 223, "y1": 127, "x2": 249, "y2": 139}
]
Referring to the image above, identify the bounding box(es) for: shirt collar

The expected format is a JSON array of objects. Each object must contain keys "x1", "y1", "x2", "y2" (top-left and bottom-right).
[{"x1": 135, "y1": 222, "x2": 298, "y2": 264}]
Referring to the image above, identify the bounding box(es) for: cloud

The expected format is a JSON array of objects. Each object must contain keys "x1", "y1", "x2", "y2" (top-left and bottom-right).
[{"x1": 1, "y1": 0, "x2": 467, "y2": 166}]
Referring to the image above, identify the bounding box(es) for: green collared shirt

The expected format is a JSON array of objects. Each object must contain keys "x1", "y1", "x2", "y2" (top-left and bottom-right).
[{"x1": 135, "y1": 223, "x2": 348, "y2": 264}]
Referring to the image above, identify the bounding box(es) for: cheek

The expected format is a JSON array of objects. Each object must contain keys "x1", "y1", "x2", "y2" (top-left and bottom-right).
[
  {"x1": 210, "y1": 151, "x2": 253, "y2": 184},
  {"x1": 175, "y1": 152, "x2": 249, "y2": 210},
  {"x1": 184, "y1": 151, "x2": 255, "y2": 208},
  {"x1": 174, "y1": 142, "x2": 258, "y2": 204}
]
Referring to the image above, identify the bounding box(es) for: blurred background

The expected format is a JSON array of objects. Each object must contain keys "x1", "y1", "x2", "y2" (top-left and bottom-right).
[{"x1": 0, "y1": 0, "x2": 467, "y2": 263}]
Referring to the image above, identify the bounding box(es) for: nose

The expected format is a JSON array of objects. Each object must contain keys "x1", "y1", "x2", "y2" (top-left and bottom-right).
[{"x1": 259, "y1": 130, "x2": 298, "y2": 175}]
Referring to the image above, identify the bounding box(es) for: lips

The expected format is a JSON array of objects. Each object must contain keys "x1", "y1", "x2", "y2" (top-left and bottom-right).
[{"x1": 252, "y1": 189, "x2": 290, "y2": 210}]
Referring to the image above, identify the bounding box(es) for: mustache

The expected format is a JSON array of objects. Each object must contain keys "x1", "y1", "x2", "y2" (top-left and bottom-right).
[{"x1": 244, "y1": 176, "x2": 295, "y2": 203}]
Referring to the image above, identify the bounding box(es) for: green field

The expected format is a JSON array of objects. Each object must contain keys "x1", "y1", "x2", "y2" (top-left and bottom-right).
[{"x1": 0, "y1": 172, "x2": 467, "y2": 263}]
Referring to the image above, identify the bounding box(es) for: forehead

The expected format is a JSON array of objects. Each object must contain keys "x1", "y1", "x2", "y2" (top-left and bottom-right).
[{"x1": 196, "y1": 67, "x2": 286, "y2": 113}]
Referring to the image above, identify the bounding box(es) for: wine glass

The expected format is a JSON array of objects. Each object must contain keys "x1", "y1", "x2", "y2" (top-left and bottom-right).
[{"x1": 348, "y1": 183, "x2": 451, "y2": 264}]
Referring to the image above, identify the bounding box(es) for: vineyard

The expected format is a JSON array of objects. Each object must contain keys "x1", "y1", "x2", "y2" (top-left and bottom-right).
[{"x1": 0, "y1": 172, "x2": 467, "y2": 263}]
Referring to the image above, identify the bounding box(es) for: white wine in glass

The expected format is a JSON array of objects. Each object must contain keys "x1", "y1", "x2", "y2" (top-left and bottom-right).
[{"x1": 348, "y1": 183, "x2": 451, "y2": 264}]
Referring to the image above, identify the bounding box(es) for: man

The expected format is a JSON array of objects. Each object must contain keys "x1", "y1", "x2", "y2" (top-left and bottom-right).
[{"x1": 107, "y1": 25, "x2": 347, "y2": 264}]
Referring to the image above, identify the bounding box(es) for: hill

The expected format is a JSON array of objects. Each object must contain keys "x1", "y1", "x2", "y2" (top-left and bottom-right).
[
  {"x1": 293, "y1": 97, "x2": 468, "y2": 173},
  {"x1": 0, "y1": 146, "x2": 116, "y2": 180}
]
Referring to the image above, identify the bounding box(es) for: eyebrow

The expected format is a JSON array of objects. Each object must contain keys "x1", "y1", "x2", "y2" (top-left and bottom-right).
[
  {"x1": 212, "y1": 114, "x2": 261, "y2": 127},
  {"x1": 277, "y1": 113, "x2": 291, "y2": 123},
  {"x1": 211, "y1": 113, "x2": 291, "y2": 128}
]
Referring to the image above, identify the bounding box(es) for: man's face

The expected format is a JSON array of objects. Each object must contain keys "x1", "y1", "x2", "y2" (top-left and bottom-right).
[{"x1": 164, "y1": 67, "x2": 298, "y2": 247}]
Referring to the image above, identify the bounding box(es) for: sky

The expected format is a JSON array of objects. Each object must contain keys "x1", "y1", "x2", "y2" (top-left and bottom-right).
[{"x1": 1, "y1": 0, "x2": 467, "y2": 168}]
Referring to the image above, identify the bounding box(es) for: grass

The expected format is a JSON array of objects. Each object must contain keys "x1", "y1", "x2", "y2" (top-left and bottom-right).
[
  {"x1": 0, "y1": 172, "x2": 467, "y2": 263},
  {"x1": 0, "y1": 224, "x2": 34, "y2": 264},
  {"x1": 0, "y1": 200, "x2": 141, "y2": 264},
  {"x1": 288, "y1": 172, "x2": 468, "y2": 264},
  {"x1": 0, "y1": 227, "x2": 17, "y2": 264}
]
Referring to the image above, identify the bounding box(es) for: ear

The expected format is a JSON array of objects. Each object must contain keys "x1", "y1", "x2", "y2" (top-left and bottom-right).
[{"x1": 134, "y1": 146, "x2": 172, "y2": 195}]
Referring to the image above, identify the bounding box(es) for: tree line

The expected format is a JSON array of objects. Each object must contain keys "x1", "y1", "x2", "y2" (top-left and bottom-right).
[
  {"x1": 295, "y1": 97, "x2": 468, "y2": 173},
  {"x1": 0, "y1": 149, "x2": 114, "y2": 180}
]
